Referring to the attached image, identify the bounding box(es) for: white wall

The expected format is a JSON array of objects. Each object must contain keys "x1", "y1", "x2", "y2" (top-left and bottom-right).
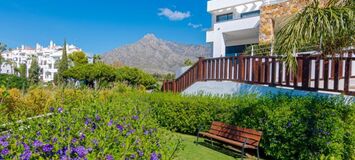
[{"x1": 183, "y1": 81, "x2": 354, "y2": 103}]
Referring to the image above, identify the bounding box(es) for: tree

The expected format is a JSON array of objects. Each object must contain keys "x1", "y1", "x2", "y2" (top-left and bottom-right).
[
  {"x1": 183, "y1": 59, "x2": 193, "y2": 66},
  {"x1": 17, "y1": 64, "x2": 27, "y2": 78},
  {"x1": 93, "y1": 54, "x2": 101, "y2": 64},
  {"x1": 68, "y1": 51, "x2": 88, "y2": 66},
  {"x1": 275, "y1": 0, "x2": 354, "y2": 70},
  {"x1": 28, "y1": 57, "x2": 40, "y2": 84},
  {"x1": 0, "y1": 43, "x2": 7, "y2": 72},
  {"x1": 63, "y1": 63, "x2": 116, "y2": 88},
  {"x1": 116, "y1": 66, "x2": 157, "y2": 89},
  {"x1": 56, "y1": 40, "x2": 69, "y2": 84}
]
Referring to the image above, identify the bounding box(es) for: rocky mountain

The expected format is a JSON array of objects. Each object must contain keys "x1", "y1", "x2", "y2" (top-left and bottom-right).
[{"x1": 102, "y1": 34, "x2": 212, "y2": 74}]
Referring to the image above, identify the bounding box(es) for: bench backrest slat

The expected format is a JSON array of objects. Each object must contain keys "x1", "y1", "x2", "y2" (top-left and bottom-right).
[{"x1": 208, "y1": 121, "x2": 262, "y2": 147}]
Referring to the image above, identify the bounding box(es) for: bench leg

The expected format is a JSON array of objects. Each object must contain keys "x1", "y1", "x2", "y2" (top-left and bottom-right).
[
  {"x1": 257, "y1": 146, "x2": 260, "y2": 160},
  {"x1": 195, "y1": 133, "x2": 199, "y2": 145},
  {"x1": 241, "y1": 138, "x2": 248, "y2": 160}
]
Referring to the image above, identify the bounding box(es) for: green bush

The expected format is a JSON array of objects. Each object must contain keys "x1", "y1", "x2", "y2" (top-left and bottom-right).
[
  {"x1": 116, "y1": 66, "x2": 157, "y2": 90},
  {"x1": 142, "y1": 93, "x2": 355, "y2": 160},
  {"x1": 0, "y1": 74, "x2": 29, "y2": 89}
]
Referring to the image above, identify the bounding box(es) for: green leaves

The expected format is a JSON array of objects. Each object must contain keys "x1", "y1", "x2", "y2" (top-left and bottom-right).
[
  {"x1": 116, "y1": 66, "x2": 157, "y2": 90},
  {"x1": 275, "y1": 0, "x2": 354, "y2": 70},
  {"x1": 68, "y1": 51, "x2": 89, "y2": 66}
]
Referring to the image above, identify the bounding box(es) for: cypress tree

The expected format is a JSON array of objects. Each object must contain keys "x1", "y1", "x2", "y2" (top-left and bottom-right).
[
  {"x1": 28, "y1": 57, "x2": 40, "y2": 84},
  {"x1": 56, "y1": 40, "x2": 69, "y2": 84}
]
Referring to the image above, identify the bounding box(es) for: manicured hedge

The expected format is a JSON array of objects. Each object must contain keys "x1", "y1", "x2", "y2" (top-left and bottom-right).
[{"x1": 142, "y1": 93, "x2": 355, "y2": 160}]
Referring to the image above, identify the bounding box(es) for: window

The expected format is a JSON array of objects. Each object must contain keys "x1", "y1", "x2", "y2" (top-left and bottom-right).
[
  {"x1": 240, "y1": 10, "x2": 260, "y2": 19},
  {"x1": 216, "y1": 13, "x2": 233, "y2": 22}
]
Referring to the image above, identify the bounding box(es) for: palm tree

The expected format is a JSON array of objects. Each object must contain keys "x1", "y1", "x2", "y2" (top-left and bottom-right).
[{"x1": 275, "y1": 0, "x2": 354, "y2": 70}]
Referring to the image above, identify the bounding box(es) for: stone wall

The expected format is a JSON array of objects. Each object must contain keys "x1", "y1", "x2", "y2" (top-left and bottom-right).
[{"x1": 259, "y1": 0, "x2": 327, "y2": 44}]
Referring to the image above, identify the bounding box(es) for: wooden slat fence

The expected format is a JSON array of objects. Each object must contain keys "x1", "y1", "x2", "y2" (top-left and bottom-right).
[{"x1": 162, "y1": 52, "x2": 355, "y2": 96}]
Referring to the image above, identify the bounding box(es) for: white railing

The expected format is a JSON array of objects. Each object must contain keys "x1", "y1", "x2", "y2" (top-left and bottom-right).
[{"x1": 263, "y1": 0, "x2": 288, "y2": 5}]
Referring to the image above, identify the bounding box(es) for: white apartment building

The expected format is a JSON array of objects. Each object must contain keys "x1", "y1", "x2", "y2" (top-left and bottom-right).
[
  {"x1": 206, "y1": 0, "x2": 289, "y2": 57},
  {"x1": 0, "y1": 41, "x2": 82, "y2": 82}
]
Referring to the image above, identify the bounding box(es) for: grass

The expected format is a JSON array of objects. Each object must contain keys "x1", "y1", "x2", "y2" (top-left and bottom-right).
[{"x1": 175, "y1": 133, "x2": 239, "y2": 160}]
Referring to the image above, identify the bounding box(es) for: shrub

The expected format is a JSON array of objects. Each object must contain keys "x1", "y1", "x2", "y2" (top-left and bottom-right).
[
  {"x1": 0, "y1": 74, "x2": 29, "y2": 89},
  {"x1": 0, "y1": 89, "x2": 181, "y2": 159},
  {"x1": 144, "y1": 93, "x2": 355, "y2": 160},
  {"x1": 116, "y1": 67, "x2": 157, "y2": 90}
]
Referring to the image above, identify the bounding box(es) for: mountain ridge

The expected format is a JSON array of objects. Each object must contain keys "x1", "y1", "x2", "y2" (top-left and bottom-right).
[{"x1": 102, "y1": 34, "x2": 212, "y2": 74}]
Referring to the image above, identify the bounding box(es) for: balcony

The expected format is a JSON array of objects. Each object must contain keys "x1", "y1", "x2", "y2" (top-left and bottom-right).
[
  {"x1": 207, "y1": 0, "x2": 261, "y2": 12},
  {"x1": 207, "y1": 16, "x2": 260, "y2": 42},
  {"x1": 207, "y1": 0, "x2": 288, "y2": 12}
]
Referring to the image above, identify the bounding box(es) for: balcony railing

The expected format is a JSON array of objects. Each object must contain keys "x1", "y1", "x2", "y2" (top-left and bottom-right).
[
  {"x1": 162, "y1": 50, "x2": 355, "y2": 96},
  {"x1": 262, "y1": 0, "x2": 288, "y2": 6}
]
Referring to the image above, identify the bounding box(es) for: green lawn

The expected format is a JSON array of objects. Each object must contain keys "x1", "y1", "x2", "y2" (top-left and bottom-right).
[{"x1": 175, "y1": 133, "x2": 241, "y2": 160}]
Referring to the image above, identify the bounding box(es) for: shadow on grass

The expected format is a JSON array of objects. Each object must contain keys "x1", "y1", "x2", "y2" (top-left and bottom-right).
[{"x1": 194, "y1": 139, "x2": 245, "y2": 159}]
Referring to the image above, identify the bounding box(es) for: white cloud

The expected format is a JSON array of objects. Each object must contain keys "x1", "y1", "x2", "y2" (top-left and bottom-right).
[
  {"x1": 188, "y1": 22, "x2": 202, "y2": 29},
  {"x1": 201, "y1": 28, "x2": 210, "y2": 32},
  {"x1": 158, "y1": 8, "x2": 191, "y2": 21}
]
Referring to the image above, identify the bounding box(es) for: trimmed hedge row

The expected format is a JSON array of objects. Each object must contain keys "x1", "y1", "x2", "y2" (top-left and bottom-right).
[{"x1": 140, "y1": 93, "x2": 355, "y2": 160}]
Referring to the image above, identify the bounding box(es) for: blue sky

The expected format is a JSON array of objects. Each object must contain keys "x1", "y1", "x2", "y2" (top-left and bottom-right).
[{"x1": 0, "y1": 0, "x2": 210, "y2": 54}]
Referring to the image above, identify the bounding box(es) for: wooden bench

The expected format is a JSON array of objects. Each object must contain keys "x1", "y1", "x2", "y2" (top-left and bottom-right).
[{"x1": 197, "y1": 121, "x2": 262, "y2": 159}]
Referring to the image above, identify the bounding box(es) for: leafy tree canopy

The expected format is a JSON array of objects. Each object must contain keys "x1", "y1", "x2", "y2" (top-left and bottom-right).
[
  {"x1": 29, "y1": 58, "x2": 40, "y2": 84},
  {"x1": 183, "y1": 59, "x2": 194, "y2": 66},
  {"x1": 116, "y1": 66, "x2": 157, "y2": 89},
  {"x1": 68, "y1": 51, "x2": 88, "y2": 66},
  {"x1": 63, "y1": 63, "x2": 116, "y2": 87},
  {"x1": 275, "y1": 0, "x2": 354, "y2": 69}
]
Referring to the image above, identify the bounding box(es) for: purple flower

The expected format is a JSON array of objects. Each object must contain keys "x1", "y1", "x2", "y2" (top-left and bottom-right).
[
  {"x1": 132, "y1": 115, "x2": 139, "y2": 120},
  {"x1": 106, "y1": 155, "x2": 114, "y2": 160},
  {"x1": 74, "y1": 146, "x2": 88, "y2": 158},
  {"x1": 85, "y1": 118, "x2": 91, "y2": 125},
  {"x1": 72, "y1": 138, "x2": 77, "y2": 144},
  {"x1": 58, "y1": 107, "x2": 63, "y2": 113},
  {"x1": 33, "y1": 140, "x2": 43, "y2": 148},
  {"x1": 20, "y1": 150, "x2": 32, "y2": 160},
  {"x1": 130, "y1": 154, "x2": 136, "y2": 159},
  {"x1": 116, "y1": 124, "x2": 124, "y2": 132},
  {"x1": 36, "y1": 131, "x2": 41, "y2": 136},
  {"x1": 80, "y1": 133, "x2": 86, "y2": 141},
  {"x1": 22, "y1": 143, "x2": 30, "y2": 151},
  {"x1": 0, "y1": 141, "x2": 9, "y2": 147},
  {"x1": 50, "y1": 107, "x2": 54, "y2": 112},
  {"x1": 92, "y1": 139, "x2": 98, "y2": 146},
  {"x1": 137, "y1": 149, "x2": 144, "y2": 157},
  {"x1": 57, "y1": 146, "x2": 68, "y2": 156},
  {"x1": 95, "y1": 115, "x2": 101, "y2": 121},
  {"x1": 52, "y1": 137, "x2": 58, "y2": 143},
  {"x1": 150, "y1": 152, "x2": 159, "y2": 160},
  {"x1": 126, "y1": 129, "x2": 136, "y2": 136},
  {"x1": 144, "y1": 130, "x2": 150, "y2": 135},
  {"x1": 108, "y1": 120, "x2": 113, "y2": 126},
  {"x1": 1, "y1": 148, "x2": 9, "y2": 155},
  {"x1": 42, "y1": 144, "x2": 53, "y2": 152}
]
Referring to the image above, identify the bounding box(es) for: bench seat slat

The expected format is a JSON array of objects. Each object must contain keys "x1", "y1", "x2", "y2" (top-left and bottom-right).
[
  {"x1": 199, "y1": 132, "x2": 257, "y2": 149},
  {"x1": 202, "y1": 121, "x2": 263, "y2": 148}
]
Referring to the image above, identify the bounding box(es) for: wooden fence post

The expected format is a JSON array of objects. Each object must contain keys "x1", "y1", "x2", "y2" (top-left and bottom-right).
[
  {"x1": 238, "y1": 55, "x2": 245, "y2": 81},
  {"x1": 198, "y1": 57, "x2": 205, "y2": 81},
  {"x1": 301, "y1": 54, "x2": 310, "y2": 89}
]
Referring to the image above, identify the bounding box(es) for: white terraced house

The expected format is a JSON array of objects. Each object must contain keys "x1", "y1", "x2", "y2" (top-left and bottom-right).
[
  {"x1": 0, "y1": 41, "x2": 82, "y2": 82},
  {"x1": 206, "y1": 0, "x2": 308, "y2": 57}
]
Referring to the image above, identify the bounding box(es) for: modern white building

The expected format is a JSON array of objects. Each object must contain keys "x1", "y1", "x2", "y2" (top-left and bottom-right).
[
  {"x1": 0, "y1": 41, "x2": 82, "y2": 82},
  {"x1": 206, "y1": 0, "x2": 288, "y2": 57}
]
